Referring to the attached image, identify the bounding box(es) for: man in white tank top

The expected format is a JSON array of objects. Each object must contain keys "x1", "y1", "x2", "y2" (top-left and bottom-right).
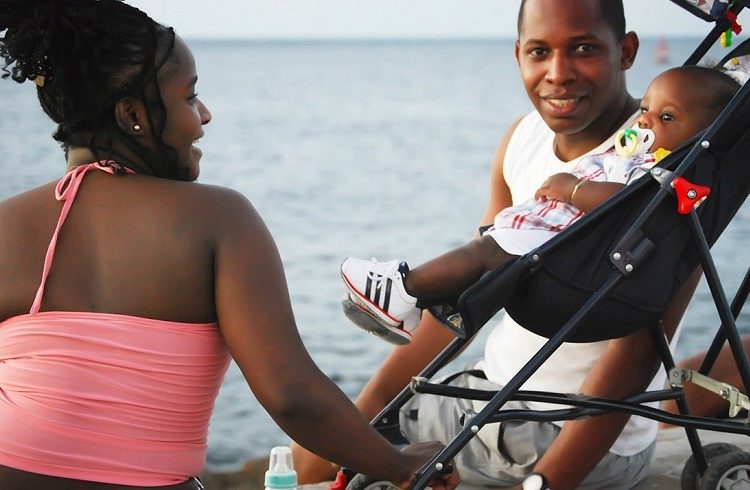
[{"x1": 293, "y1": 1, "x2": 705, "y2": 488}]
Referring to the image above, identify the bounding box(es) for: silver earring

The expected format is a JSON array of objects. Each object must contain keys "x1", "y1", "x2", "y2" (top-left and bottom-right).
[{"x1": 133, "y1": 124, "x2": 141, "y2": 131}]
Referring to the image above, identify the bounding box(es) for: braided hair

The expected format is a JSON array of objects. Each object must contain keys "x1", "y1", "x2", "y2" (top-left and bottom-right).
[{"x1": 0, "y1": 0, "x2": 180, "y2": 178}]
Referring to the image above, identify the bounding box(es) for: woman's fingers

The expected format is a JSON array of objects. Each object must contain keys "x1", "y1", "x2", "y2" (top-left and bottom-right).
[{"x1": 399, "y1": 442, "x2": 459, "y2": 490}]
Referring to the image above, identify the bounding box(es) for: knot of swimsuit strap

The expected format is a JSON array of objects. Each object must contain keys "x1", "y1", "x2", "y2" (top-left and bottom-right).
[{"x1": 55, "y1": 160, "x2": 134, "y2": 201}]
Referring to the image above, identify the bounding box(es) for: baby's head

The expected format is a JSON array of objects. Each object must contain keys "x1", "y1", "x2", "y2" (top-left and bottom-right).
[{"x1": 636, "y1": 65, "x2": 740, "y2": 151}]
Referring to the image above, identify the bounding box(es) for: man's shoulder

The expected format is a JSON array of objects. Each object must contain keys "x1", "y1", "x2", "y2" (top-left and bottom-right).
[
  {"x1": 514, "y1": 110, "x2": 546, "y2": 131},
  {"x1": 509, "y1": 111, "x2": 554, "y2": 143},
  {"x1": 505, "y1": 111, "x2": 555, "y2": 161}
]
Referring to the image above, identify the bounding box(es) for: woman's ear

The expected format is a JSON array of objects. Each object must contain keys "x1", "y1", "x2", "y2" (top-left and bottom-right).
[{"x1": 114, "y1": 97, "x2": 148, "y2": 135}]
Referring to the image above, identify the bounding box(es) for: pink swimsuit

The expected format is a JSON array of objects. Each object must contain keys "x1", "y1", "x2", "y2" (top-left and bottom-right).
[{"x1": 0, "y1": 162, "x2": 231, "y2": 486}]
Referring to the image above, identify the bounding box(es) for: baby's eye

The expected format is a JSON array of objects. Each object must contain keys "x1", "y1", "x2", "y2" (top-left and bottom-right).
[
  {"x1": 639, "y1": 106, "x2": 648, "y2": 114},
  {"x1": 661, "y1": 112, "x2": 674, "y2": 122}
]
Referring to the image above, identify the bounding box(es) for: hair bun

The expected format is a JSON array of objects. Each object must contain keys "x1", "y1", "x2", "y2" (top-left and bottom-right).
[
  {"x1": 1, "y1": 0, "x2": 97, "y2": 84},
  {"x1": 1, "y1": 0, "x2": 52, "y2": 84}
]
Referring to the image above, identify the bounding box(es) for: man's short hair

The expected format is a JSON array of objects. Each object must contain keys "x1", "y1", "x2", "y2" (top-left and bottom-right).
[{"x1": 517, "y1": 0, "x2": 626, "y2": 40}]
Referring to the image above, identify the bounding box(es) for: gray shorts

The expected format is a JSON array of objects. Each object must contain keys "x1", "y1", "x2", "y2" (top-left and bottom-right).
[{"x1": 399, "y1": 367, "x2": 654, "y2": 489}]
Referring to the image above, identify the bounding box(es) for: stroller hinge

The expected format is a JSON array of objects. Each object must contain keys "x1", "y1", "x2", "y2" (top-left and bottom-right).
[
  {"x1": 669, "y1": 367, "x2": 750, "y2": 419},
  {"x1": 672, "y1": 177, "x2": 711, "y2": 215},
  {"x1": 610, "y1": 231, "x2": 655, "y2": 275},
  {"x1": 650, "y1": 168, "x2": 712, "y2": 215}
]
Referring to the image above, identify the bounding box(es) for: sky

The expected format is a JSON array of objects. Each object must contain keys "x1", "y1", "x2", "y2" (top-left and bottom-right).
[{"x1": 128, "y1": 0, "x2": 740, "y2": 40}]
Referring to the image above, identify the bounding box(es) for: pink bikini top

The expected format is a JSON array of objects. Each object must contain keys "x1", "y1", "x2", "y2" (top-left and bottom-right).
[{"x1": 0, "y1": 161, "x2": 231, "y2": 486}]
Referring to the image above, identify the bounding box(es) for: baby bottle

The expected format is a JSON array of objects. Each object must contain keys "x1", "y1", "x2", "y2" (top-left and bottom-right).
[{"x1": 264, "y1": 446, "x2": 298, "y2": 490}]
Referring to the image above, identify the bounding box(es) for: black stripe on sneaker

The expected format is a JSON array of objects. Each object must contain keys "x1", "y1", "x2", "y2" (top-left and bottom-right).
[
  {"x1": 383, "y1": 278, "x2": 392, "y2": 312},
  {"x1": 373, "y1": 275, "x2": 382, "y2": 306},
  {"x1": 365, "y1": 275, "x2": 372, "y2": 299}
]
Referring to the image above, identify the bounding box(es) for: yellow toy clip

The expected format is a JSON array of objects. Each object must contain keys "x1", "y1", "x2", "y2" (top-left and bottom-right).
[{"x1": 653, "y1": 148, "x2": 672, "y2": 164}]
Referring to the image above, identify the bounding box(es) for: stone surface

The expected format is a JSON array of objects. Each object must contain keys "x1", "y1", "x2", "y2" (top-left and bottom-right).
[
  {"x1": 201, "y1": 428, "x2": 750, "y2": 489},
  {"x1": 633, "y1": 428, "x2": 750, "y2": 490}
]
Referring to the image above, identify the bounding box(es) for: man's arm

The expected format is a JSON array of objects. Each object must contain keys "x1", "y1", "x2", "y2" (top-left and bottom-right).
[
  {"x1": 292, "y1": 118, "x2": 522, "y2": 483},
  {"x1": 355, "y1": 116, "x2": 524, "y2": 415},
  {"x1": 532, "y1": 269, "x2": 702, "y2": 490}
]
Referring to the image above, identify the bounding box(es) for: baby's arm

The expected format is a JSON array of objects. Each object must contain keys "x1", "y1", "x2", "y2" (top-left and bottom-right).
[{"x1": 534, "y1": 173, "x2": 626, "y2": 213}]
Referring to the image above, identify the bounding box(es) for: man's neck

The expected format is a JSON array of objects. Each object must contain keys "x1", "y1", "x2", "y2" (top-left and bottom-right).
[{"x1": 553, "y1": 95, "x2": 640, "y2": 162}]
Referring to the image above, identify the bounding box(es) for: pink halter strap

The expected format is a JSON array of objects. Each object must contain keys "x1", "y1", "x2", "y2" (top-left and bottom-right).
[{"x1": 30, "y1": 161, "x2": 135, "y2": 314}]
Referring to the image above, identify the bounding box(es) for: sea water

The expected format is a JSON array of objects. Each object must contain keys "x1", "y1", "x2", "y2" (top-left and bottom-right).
[{"x1": 1, "y1": 38, "x2": 748, "y2": 469}]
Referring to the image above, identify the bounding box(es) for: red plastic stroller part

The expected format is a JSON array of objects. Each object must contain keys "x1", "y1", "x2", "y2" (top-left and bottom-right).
[
  {"x1": 330, "y1": 469, "x2": 348, "y2": 490},
  {"x1": 671, "y1": 176, "x2": 711, "y2": 215}
]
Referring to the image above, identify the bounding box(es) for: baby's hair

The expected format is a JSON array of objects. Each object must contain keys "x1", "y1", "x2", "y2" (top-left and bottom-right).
[
  {"x1": 668, "y1": 65, "x2": 741, "y2": 117},
  {"x1": 0, "y1": 0, "x2": 180, "y2": 178}
]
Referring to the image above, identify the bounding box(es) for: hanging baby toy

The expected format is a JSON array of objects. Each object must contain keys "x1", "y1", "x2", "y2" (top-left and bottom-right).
[{"x1": 714, "y1": 0, "x2": 743, "y2": 47}]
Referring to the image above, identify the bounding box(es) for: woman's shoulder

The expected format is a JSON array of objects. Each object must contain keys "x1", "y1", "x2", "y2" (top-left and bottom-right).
[
  {"x1": 150, "y1": 179, "x2": 259, "y2": 226},
  {"x1": 0, "y1": 181, "x2": 59, "y2": 221},
  {"x1": 167, "y1": 181, "x2": 268, "y2": 242},
  {"x1": 173, "y1": 180, "x2": 250, "y2": 205}
]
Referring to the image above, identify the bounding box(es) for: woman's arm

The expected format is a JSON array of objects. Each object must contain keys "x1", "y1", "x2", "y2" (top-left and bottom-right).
[{"x1": 211, "y1": 188, "x2": 457, "y2": 489}]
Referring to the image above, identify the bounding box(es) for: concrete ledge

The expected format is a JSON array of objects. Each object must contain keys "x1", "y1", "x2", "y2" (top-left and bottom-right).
[
  {"x1": 201, "y1": 428, "x2": 750, "y2": 489},
  {"x1": 634, "y1": 428, "x2": 750, "y2": 489}
]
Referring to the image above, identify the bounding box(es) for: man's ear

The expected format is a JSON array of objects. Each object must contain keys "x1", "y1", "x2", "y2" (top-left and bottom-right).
[
  {"x1": 514, "y1": 40, "x2": 521, "y2": 66},
  {"x1": 620, "y1": 31, "x2": 640, "y2": 70},
  {"x1": 114, "y1": 97, "x2": 147, "y2": 135}
]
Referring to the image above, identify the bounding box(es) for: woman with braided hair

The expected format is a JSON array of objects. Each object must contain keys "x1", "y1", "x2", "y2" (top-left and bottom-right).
[{"x1": 0, "y1": 1, "x2": 459, "y2": 489}]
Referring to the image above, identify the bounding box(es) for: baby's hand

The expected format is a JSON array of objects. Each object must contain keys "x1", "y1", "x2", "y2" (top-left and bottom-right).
[{"x1": 534, "y1": 173, "x2": 580, "y2": 202}]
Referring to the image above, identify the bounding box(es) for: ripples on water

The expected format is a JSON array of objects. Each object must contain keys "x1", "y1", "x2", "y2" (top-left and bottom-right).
[{"x1": 1, "y1": 38, "x2": 748, "y2": 469}]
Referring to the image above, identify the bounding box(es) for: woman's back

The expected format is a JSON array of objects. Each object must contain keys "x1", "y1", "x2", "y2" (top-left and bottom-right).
[
  {"x1": 0, "y1": 164, "x2": 234, "y2": 486},
  {"x1": 0, "y1": 170, "x2": 226, "y2": 323}
]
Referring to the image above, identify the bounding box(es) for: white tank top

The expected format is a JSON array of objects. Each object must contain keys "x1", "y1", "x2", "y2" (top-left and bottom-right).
[{"x1": 482, "y1": 111, "x2": 679, "y2": 456}]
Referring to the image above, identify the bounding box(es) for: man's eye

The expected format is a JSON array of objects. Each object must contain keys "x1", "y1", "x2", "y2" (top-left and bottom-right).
[
  {"x1": 575, "y1": 44, "x2": 595, "y2": 54},
  {"x1": 528, "y1": 48, "x2": 547, "y2": 57},
  {"x1": 661, "y1": 113, "x2": 674, "y2": 122}
]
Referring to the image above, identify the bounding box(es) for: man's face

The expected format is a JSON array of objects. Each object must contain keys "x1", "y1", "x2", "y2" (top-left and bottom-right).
[{"x1": 515, "y1": 0, "x2": 632, "y2": 135}]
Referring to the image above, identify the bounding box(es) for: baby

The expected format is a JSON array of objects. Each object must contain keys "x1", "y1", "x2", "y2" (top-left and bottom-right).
[{"x1": 341, "y1": 65, "x2": 740, "y2": 345}]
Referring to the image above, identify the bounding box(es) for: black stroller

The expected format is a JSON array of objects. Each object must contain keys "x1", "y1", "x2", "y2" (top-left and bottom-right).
[{"x1": 334, "y1": 1, "x2": 750, "y2": 489}]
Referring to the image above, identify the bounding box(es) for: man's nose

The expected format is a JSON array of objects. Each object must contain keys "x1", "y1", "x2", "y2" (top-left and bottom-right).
[{"x1": 545, "y1": 52, "x2": 576, "y2": 85}]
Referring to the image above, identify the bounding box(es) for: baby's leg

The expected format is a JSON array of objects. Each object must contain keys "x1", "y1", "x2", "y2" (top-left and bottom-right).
[{"x1": 405, "y1": 235, "x2": 517, "y2": 304}]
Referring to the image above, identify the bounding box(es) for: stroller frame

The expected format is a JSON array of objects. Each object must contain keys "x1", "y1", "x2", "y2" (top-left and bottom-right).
[{"x1": 348, "y1": 2, "x2": 750, "y2": 488}]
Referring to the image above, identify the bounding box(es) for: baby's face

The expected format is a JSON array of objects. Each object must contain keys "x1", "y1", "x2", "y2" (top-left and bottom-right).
[{"x1": 635, "y1": 70, "x2": 714, "y2": 151}]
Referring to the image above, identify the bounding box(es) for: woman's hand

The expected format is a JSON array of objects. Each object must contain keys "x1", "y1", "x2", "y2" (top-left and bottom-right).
[
  {"x1": 398, "y1": 442, "x2": 459, "y2": 490},
  {"x1": 534, "y1": 172, "x2": 580, "y2": 203}
]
